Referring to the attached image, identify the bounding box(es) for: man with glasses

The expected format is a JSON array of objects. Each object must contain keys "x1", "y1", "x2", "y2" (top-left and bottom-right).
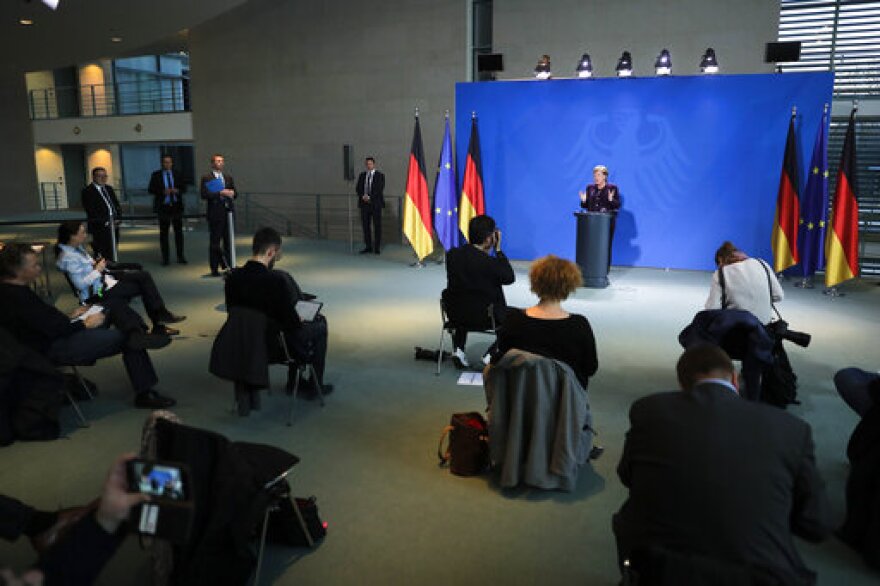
[{"x1": 82, "y1": 167, "x2": 123, "y2": 261}]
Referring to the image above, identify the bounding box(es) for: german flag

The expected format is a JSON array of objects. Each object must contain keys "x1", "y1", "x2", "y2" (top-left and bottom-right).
[
  {"x1": 771, "y1": 112, "x2": 800, "y2": 273},
  {"x1": 825, "y1": 109, "x2": 860, "y2": 288},
  {"x1": 459, "y1": 115, "x2": 485, "y2": 241},
  {"x1": 402, "y1": 114, "x2": 434, "y2": 261}
]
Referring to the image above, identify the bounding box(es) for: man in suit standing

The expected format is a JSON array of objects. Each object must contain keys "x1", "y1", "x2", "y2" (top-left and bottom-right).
[
  {"x1": 355, "y1": 157, "x2": 385, "y2": 254},
  {"x1": 200, "y1": 153, "x2": 238, "y2": 276},
  {"x1": 148, "y1": 155, "x2": 187, "y2": 266},
  {"x1": 444, "y1": 215, "x2": 515, "y2": 368},
  {"x1": 613, "y1": 345, "x2": 832, "y2": 584},
  {"x1": 81, "y1": 167, "x2": 122, "y2": 261}
]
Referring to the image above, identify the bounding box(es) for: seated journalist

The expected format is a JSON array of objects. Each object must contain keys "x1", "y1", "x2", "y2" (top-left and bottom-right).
[
  {"x1": 55, "y1": 220, "x2": 185, "y2": 336},
  {"x1": 224, "y1": 227, "x2": 331, "y2": 402},
  {"x1": 493, "y1": 255, "x2": 598, "y2": 390},
  {"x1": 444, "y1": 215, "x2": 515, "y2": 369},
  {"x1": 0, "y1": 243, "x2": 175, "y2": 409},
  {"x1": 613, "y1": 345, "x2": 831, "y2": 585}
]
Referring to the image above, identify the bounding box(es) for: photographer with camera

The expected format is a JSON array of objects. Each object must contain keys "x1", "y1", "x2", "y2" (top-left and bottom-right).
[
  {"x1": 703, "y1": 241, "x2": 809, "y2": 405},
  {"x1": 444, "y1": 215, "x2": 515, "y2": 368},
  {"x1": 705, "y1": 241, "x2": 783, "y2": 326}
]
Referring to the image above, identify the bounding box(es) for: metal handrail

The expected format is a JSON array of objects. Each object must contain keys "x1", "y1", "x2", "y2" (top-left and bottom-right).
[
  {"x1": 29, "y1": 78, "x2": 189, "y2": 120},
  {"x1": 239, "y1": 192, "x2": 404, "y2": 253}
]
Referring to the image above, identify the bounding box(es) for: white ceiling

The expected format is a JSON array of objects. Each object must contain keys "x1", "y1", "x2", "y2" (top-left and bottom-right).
[{"x1": 0, "y1": 0, "x2": 250, "y2": 72}]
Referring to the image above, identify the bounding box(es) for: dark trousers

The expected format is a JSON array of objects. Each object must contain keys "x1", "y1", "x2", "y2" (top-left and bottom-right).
[
  {"x1": 158, "y1": 208, "x2": 185, "y2": 263},
  {"x1": 450, "y1": 303, "x2": 504, "y2": 353},
  {"x1": 283, "y1": 316, "x2": 328, "y2": 383},
  {"x1": 88, "y1": 222, "x2": 120, "y2": 261},
  {"x1": 103, "y1": 270, "x2": 166, "y2": 325},
  {"x1": 208, "y1": 211, "x2": 232, "y2": 273},
  {"x1": 47, "y1": 328, "x2": 158, "y2": 393},
  {"x1": 360, "y1": 205, "x2": 382, "y2": 251}
]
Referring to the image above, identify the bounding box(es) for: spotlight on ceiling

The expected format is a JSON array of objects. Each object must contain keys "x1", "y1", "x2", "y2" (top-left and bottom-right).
[
  {"x1": 42, "y1": 0, "x2": 60, "y2": 10},
  {"x1": 655, "y1": 49, "x2": 672, "y2": 76},
  {"x1": 19, "y1": 18, "x2": 34, "y2": 26},
  {"x1": 700, "y1": 48, "x2": 719, "y2": 74},
  {"x1": 575, "y1": 53, "x2": 593, "y2": 78},
  {"x1": 615, "y1": 51, "x2": 633, "y2": 78},
  {"x1": 534, "y1": 54, "x2": 552, "y2": 80},
  {"x1": 110, "y1": 36, "x2": 123, "y2": 43}
]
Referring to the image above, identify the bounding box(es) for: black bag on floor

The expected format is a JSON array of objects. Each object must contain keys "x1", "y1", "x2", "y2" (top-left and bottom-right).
[
  {"x1": 760, "y1": 339, "x2": 798, "y2": 408},
  {"x1": 438, "y1": 412, "x2": 489, "y2": 476},
  {"x1": 266, "y1": 495, "x2": 326, "y2": 547}
]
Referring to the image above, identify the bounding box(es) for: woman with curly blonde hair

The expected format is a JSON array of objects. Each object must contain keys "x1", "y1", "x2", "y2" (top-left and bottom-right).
[{"x1": 494, "y1": 255, "x2": 598, "y2": 389}]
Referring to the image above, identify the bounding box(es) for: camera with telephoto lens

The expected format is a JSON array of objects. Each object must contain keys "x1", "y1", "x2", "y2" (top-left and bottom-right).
[{"x1": 767, "y1": 320, "x2": 811, "y2": 348}]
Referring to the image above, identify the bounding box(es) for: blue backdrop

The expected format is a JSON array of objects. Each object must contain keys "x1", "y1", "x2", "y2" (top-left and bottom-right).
[{"x1": 455, "y1": 73, "x2": 833, "y2": 271}]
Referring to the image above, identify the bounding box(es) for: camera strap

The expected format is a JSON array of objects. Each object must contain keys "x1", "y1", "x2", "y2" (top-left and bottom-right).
[{"x1": 718, "y1": 265, "x2": 729, "y2": 309}]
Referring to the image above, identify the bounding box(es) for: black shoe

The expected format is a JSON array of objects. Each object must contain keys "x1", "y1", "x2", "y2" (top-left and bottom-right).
[
  {"x1": 161, "y1": 260, "x2": 170, "y2": 266},
  {"x1": 374, "y1": 249, "x2": 381, "y2": 255},
  {"x1": 209, "y1": 271, "x2": 222, "y2": 277},
  {"x1": 177, "y1": 258, "x2": 188, "y2": 264},
  {"x1": 359, "y1": 248, "x2": 373, "y2": 254},
  {"x1": 135, "y1": 390, "x2": 176, "y2": 409},
  {"x1": 128, "y1": 331, "x2": 172, "y2": 350},
  {"x1": 589, "y1": 445, "x2": 605, "y2": 461},
  {"x1": 157, "y1": 311, "x2": 186, "y2": 324},
  {"x1": 153, "y1": 324, "x2": 180, "y2": 336}
]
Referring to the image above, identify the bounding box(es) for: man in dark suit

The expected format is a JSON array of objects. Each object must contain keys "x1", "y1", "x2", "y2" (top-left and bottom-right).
[
  {"x1": 200, "y1": 153, "x2": 238, "y2": 276},
  {"x1": 444, "y1": 214, "x2": 515, "y2": 368},
  {"x1": 81, "y1": 167, "x2": 122, "y2": 261},
  {"x1": 355, "y1": 156, "x2": 385, "y2": 254},
  {"x1": 224, "y1": 227, "x2": 331, "y2": 413},
  {"x1": 148, "y1": 154, "x2": 187, "y2": 265},
  {"x1": 614, "y1": 345, "x2": 832, "y2": 585},
  {"x1": 0, "y1": 243, "x2": 175, "y2": 409}
]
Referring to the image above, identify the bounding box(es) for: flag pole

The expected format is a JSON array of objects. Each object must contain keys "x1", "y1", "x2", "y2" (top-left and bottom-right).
[{"x1": 409, "y1": 106, "x2": 426, "y2": 269}]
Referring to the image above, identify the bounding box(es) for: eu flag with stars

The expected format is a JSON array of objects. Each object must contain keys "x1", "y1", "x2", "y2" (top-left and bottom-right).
[
  {"x1": 798, "y1": 106, "x2": 829, "y2": 278},
  {"x1": 434, "y1": 115, "x2": 459, "y2": 251}
]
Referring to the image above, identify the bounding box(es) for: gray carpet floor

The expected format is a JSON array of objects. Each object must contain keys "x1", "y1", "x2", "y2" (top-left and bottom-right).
[{"x1": 0, "y1": 225, "x2": 877, "y2": 585}]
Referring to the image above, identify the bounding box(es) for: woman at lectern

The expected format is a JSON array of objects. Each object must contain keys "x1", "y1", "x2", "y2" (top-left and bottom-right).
[
  {"x1": 579, "y1": 165, "x2": 620, "y2": 269},
  {"x1": 579, "y1": 165, "x2": 620, "y2": 212}
]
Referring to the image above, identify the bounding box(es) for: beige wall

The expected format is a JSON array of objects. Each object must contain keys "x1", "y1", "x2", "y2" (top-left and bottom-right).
[
  {"x1": 0, "y1": 67, "x2": 40, "y2": 214},
  {"x1": 493, "y1": 0, "x2": 778, "y2": 79},
  {"x1": 32, "y1": 112, "x2": 194, "y2": 145},
  {"x1": 86, "y1": 145, "x2": 121, "y2": 189},
  {"x1": 188, "y1": 0, "x2": 778, "y2": 202},
  {"x1": 78, "y1": 60, "x2": 115, "y2": 116},
  {"x1": 188, "y1": 0, "x2": 467, "y2": 197}
]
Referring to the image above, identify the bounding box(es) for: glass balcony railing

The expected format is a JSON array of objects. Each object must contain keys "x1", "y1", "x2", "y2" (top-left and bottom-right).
[{"x1": 29, "y1": 78, "x2": 190, "y2": 120}]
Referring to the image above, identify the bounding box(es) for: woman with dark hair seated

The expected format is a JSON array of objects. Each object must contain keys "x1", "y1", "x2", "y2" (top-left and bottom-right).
[
  {"x1": 494, "y1": 255, "x2": 598, "y2": 390},
  {"x1": 55, "y1": 220, "x2": 185, "y2": 336}
]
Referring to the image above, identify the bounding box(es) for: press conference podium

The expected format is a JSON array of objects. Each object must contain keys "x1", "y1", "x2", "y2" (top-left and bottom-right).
[{"x1": 574, "y1": 211, "x2": 612, "y2": 288}]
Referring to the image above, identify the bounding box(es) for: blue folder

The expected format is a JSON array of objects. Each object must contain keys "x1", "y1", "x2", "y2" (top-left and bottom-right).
[{"x1": 206, "y1": 177, "x2": 225, "y2": 193}]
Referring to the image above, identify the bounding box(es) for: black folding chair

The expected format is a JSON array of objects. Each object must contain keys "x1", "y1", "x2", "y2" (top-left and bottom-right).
[{"x1": 437, "y1": 290, "x2": 496, "y2": 375}]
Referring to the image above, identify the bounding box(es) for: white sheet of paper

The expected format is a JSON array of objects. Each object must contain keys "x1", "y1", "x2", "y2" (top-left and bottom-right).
[
  {"x1": 70, "y1": 304, "x2": 104, "y2": 323},
  {"x1": 456, "y1": 372, "x2": 483, "y2": 386}
]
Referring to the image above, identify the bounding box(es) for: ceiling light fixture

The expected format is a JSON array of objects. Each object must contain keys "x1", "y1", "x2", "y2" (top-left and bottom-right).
[{"x1": 19, "y1": 18, "x2": 34, "y2": 26}]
